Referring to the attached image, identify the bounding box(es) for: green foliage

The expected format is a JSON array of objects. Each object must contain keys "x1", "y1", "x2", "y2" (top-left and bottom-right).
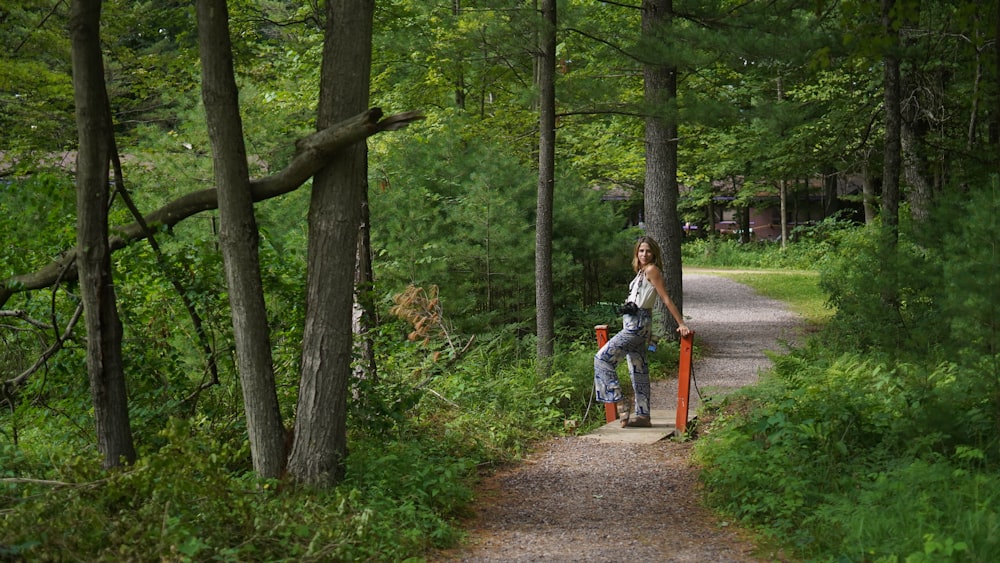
[
  {"x1": 819, "y1": 183, "x2": 1000, "y2": 361},
  {"x1": 683, "y1": 238, "x2": 826, "y2": 271},
  {"x1": 682, "y1": 211, "x2": 858, "y2": 271},
  {"x1": 0, "y1": 173, "x2": 76, "y2": 279},
  {"x1": 1, "y1": 417, "x2": 459, "y2": 561},
  {"x1": 4, "y1": 0, "x2": 1000, "y2": 560},
  {"x1": 0, "y1": 0, "x2": 74, "y2": 158},
  {"x1": 1, "y1": 323, "x2": 600, "y2": 561},
  {"x1": 696, "y1": 352, "x2": 1000, "y2": 559},
  {"x1": 937, "y1": 182, "x2": 1000, "y2": 360},
  {"x1": 370, "y1": 114, "x2": 628, "y2": 335},
  {"x1": 693, "y1": 180, "x2": 1000, "y2": 558}
]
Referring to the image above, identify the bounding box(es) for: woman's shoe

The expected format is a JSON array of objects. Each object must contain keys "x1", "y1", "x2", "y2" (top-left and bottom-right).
[
  {"x1": 623, "y1": 415, "x2": 651, "y2": 428},
  {"x1": 618, "y1": 403, "x2": 630, "y2": 427}
]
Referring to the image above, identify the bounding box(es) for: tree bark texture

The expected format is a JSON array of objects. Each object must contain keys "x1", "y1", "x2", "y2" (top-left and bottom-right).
[
  {"x1": 880, "y1": 0, "x2": 902, "y2": 312},
  {"x1": 822, "y1": 166, "x2": 840, "y2": 218},
  {"x1": 881, "y1": 0, "x2": 902, "y2": 233},
  {"x1": 0, "y1": 108, "x2": 421, "y2": 310},
  {"x1": 901, "y1": 117, "x2": 933, "y2": 224},
  {"x1": 642, "y1": 0, "x2": 683, "y2": 337},
  {"x1": 287, "y1": 0, "x2": 374, "y2": 486},
  {"x1": 353, "y1": 189, "x2": 378, "y2": 386},
  {"x1": 196, "y1": 0, "x2": 285, "y2": 478},
  {"x1": 535, "y1": 0, "x2": 557, "y2": 376},
  {"x1": 861, "y1": 150, "x2": 878, "y2": 224},
  {"x1": 69, "y1": 0, "x2": 136, "y2": 469}
]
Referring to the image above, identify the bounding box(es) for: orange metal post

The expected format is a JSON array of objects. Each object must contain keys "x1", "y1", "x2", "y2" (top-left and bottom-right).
[
  {"x1": 675, "y1": 332, "x2": 695, "y2": 433},
  {"x1": 594, "y1": 325, "x2": 616, "y2": 423}
]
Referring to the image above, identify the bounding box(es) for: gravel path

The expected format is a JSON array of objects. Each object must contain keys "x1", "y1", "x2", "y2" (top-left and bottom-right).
[{"x1": 431, "y1": 272, "x2": 806, "y2": 562}]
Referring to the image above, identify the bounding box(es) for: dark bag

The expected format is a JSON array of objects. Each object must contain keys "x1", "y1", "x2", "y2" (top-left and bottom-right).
[{"x1": 617, "y1": 302, "x2": 639, "y2": 316}]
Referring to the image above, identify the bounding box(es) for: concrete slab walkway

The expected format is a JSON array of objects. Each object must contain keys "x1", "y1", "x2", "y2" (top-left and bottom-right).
[{"x1": 581, "y1": 408, "x2": 693, "y2": 444}]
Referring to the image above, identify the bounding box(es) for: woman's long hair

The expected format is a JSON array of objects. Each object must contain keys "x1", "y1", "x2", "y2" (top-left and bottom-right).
[{"x1": 632, "y1": 236, "x2": 665, "y2": 273}]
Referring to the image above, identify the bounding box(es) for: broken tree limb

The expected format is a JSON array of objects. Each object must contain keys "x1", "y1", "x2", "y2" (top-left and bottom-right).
[{"x1": 0, "y1": 108, "x2": 423, "y2": 309}]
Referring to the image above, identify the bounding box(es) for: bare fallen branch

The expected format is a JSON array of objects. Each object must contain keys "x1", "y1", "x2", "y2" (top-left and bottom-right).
[
  {"x1": 0, "y1": 310, "x2": 52, "y2": 330},
  {"x1": 3, "y1": 301, "x2": 83, "y2": 392},
  {"x1": 0, "y1": 108, "x2": 424, "y2": 308},
  {"x1": 0, "y1": 477, "x2": 77, "y2": 487}
]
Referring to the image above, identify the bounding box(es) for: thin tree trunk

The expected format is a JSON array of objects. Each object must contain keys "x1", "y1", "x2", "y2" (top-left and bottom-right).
[
  {"x1": 288, "y1": 0, "x2": 374, "y2": 486},
  {"x1": 881, "y1": 0, "x2": 902, "y2": 314},
  {"x1": 779, "y1": 179, "x2": 788, "y2": 247},
  {"x1": 69, "y1": 0, "x2": 136, "y2": 469},
  {"x1": 196, "y1": 0, "x2": 285, "y2": 478},
  {"x1": 882, "y1": 0, "x2": 901, "y2": 234},
  {"x1": 535, "y1": 0, "x2": 557, "y2": 377},
  {"x1": 822, "y1": 166, "x2": 840, "y2": 218},
  {"x1": 353, "y1": 189, "x2": 378, "y2": 386},
  {"x1": 643, "y1": 0, "x2": 683, "y2": 337},
  {"x1": 861, "y1": 150, "x2": 878, "y2": 224}
]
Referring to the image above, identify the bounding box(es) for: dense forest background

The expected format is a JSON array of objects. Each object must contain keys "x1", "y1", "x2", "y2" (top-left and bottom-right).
[{"x1": 2, "y1": 0, "x2": 1000, "y2": 560}]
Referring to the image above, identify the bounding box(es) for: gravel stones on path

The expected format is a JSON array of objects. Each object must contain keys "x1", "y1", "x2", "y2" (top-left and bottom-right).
[
  {"x1": 431, "y1": 272, "x2": 805, "y2": 562},
  {"x1": 653, "y1": 272, "x2": 805, "y2": 412}
]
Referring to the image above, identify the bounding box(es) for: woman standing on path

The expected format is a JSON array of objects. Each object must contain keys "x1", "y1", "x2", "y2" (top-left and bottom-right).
[{"x1": 594, "y1": 236, "x2": 691, "y2": 427}]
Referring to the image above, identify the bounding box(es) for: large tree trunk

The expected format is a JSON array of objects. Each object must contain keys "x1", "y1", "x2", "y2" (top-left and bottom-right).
[
  {"x1": 70, "y1": 0, "x2": 136, "y2": 469},
  {"x1": 287, "y1": 0, "x2": 374, "y2": 486},
  {"x1": 642, "y1": 0, "x2": 683, "y2": 337},
  {"x1": 196, "y1": 0, "x2": 285, "y2": 478},
  {"x1": 535, "y1": 0, "x2": 556, "y2": 377},
  {"x1": 901, "y1": 116, "x2": 933, "y2": 224}
]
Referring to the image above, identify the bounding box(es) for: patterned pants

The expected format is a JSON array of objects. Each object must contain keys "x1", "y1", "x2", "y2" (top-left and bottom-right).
[{"x1": 594, "y1": 309, "x2": 652, "y2": 416}]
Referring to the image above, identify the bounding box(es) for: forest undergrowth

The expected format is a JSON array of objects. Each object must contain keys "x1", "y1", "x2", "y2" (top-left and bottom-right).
[
  {"x1": 3, "y1": 195, "x2": 999, "y2": 561},
  {"x1": 691, "y1": 189, "x2": 1000, "y2": 561}
]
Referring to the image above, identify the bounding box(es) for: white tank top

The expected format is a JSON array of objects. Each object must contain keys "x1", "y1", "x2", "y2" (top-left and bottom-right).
[{"x1": 627, "y1": 269, "x2": 658, "y2": 309}]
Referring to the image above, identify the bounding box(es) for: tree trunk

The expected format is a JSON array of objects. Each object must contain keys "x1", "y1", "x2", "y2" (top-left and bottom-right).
[
  {"x1": 288, "y1": 0, "x2": 374, "y2": 486},
  {"x1": 881, "y1": 0, "x2": 902, "y2": 313},
  {"x1": 353, "y1": 188, "x2": 378, "y2": 387},
  {"x1": 69, "y1": 0, "x2": 136, "y2": 469},
  {"x1": 779, "y1": 179, "x2": 788, "y2": 247},
  {"x1": 822, "y1": 166, "x2": 840, "y2": 218},
  {"x1": 642, "y1": 0, "x2": 683, "y2": 337},
  {"x1": 738, "y1": 207, "x2": 752, "y2": 244},
  {"x1": 196, "y1": 0, "x2": 285, "y2": 478},
  {"x1": 882, "y1": 0, "x2": 901, "y2": 235},
  {"x1": 535, "y1": 0, "x2": 556, "y2": 377},
  {"x1": 861, "y1": 149, "x2": 878, "y2": 224},
  {"x1": 901, "y1": 117, "x2": 933, "y2": 224}
]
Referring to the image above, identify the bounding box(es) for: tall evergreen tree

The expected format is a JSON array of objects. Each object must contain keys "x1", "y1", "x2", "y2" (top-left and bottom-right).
[
  {"x1": 642, "y1": 0, "x2": 683, "y2": 336},
  {"x1": 535, "y1": 0, "x2": 557, "y2": 375}
]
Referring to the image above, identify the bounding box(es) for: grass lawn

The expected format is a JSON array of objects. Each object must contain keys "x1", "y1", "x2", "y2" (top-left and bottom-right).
[{"x1": 695, "y1": 269, "x2": 832, "y2": 325}]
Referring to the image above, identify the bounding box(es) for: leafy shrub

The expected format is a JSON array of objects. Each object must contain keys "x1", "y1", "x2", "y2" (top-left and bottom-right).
[
  {"x1": 683, "y1": 237, "x2": 831, "y2": 270},
  {"x1": 0, "y1": 416, "x2": 475, "y2": 561},
  {"x1": 696, "y1": 350, "x2": 1000, "y2": 559},
  {"x1": 682, "y1": 212, "x2": 859, "y2": 271}
]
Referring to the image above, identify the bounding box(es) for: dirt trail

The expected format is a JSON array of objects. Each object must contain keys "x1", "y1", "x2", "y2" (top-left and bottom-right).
[{"x1": 431, "y1": 273, "x2": 805, "y2": 562}]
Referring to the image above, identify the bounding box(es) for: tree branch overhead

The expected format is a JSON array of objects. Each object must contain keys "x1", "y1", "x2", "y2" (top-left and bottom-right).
[{"x1": 0, "y1": 108, "x2": 423, "y2": 309}]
